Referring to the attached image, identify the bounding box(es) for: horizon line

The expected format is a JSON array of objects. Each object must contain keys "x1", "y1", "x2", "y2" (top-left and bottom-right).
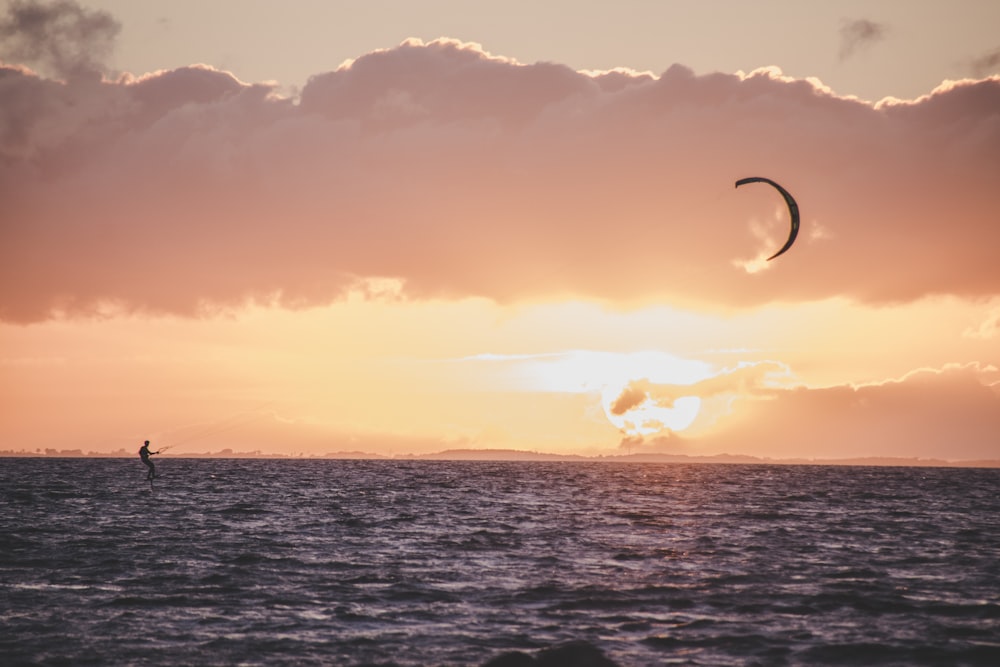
[{"x1": 3, "y1": 447, "x2": 998, "y2": 469}]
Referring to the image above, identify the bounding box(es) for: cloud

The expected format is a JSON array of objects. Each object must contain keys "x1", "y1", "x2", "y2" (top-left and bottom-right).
[
  {"x1": 0, "y1": 0, "x2": 120, "y2": 81},
  {"x1": 693, "y1": 363, "x2": 1000, "y2": 461},
  {"x1": 970, "y1": 46, "x2": 1000, "y2": 78},
  {"x1": 838, "y1": 18, "x2": 888, "y2": 61},
  {"x1": 963, "y1": 303, "x2": 1000, "y2": 339},
  {"x1": 609, "y1": 361, "x2": 787, "y2": 416},
  {"x1": 619, "y1": 432, "x2": 689, "y2": 454},
  {"x1": 1, "y1": 38, "x2": 999, "y2": 323}
]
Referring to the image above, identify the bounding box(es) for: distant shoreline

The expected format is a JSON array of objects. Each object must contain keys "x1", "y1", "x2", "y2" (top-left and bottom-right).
[{"x1": 2, "y1": 448, "x2": 997, "y2": 469}]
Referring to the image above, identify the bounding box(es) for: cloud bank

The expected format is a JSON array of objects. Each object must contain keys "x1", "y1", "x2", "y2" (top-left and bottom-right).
[
  {"x1": 623, "y1": 364, "x2": 1000, "y2": 461},
  {"x1": 2, "y1": 38, "x2": 999, "y2": 323}
]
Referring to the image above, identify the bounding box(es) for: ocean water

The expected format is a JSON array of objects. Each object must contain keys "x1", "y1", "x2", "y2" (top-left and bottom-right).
[{"x1": 2, "y1": 458, "x2": 998, "y2": 666}]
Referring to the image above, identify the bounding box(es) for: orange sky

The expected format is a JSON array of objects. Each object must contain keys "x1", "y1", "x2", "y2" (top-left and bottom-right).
[{"x1": 1, "y1": 2, "x2": 998, "y2": 461}]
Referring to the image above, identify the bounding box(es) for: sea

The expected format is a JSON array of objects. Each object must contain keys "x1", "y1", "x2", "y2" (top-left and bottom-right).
[{"x1": 2, "y1": 458, "x2": 998, "y2": 666}]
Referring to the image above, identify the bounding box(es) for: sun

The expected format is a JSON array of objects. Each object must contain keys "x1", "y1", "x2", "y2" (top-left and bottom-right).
[
  {"x1": 518, "y1": 350, "x2": 711, "y2": 434},
  {"x1": 601, "y1": 388, "x2": 702, "y2": 435}
]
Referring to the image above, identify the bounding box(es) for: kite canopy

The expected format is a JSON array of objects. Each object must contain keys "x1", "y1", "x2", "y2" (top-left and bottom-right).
[{"x1": 735, "y1": 177, "x2": 800, "y2": 261}]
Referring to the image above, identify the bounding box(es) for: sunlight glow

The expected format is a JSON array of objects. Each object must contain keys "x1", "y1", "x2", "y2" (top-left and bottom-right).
[
  {"x1": 515, "y1": 350, "x2": 712, "y2": 433},
  {"x1": 603, "y1": 393, "x2": 702, "y2": 435},
  {"x1": 519, "y1": 350, "x2": 712, "y2": 393}
]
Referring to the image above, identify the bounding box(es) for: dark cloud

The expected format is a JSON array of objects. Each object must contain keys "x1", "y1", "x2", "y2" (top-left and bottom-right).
[
  {"x1": 0, "y1": 0, "x2": 120, "y2": 80},
  {"x1": 839, "y1": 18, "x2": 887, "y2": 61},
  {"x1": 970, "y1": 46, "x2": 1000, "y2": 78}
]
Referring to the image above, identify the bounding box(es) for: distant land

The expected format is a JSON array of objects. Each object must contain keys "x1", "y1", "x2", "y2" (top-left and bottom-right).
[{"x1": 1, "y1": 447, "x2": 998, "y2": 468}]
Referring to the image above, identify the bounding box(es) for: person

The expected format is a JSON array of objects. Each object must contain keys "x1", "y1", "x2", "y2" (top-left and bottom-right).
[{"x1": 139, "y1": 440, "x2": 159, "y2": 480}]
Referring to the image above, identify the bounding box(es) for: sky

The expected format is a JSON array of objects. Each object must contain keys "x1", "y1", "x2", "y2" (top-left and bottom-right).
[{"x1": 1, "y1": 0, "x2": 999, "y2": 461}]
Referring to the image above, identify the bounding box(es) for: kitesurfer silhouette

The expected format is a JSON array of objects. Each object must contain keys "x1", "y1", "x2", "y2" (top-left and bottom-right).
[{"x1": 139, "y1": 440, "x2": 159, "y2": 480}]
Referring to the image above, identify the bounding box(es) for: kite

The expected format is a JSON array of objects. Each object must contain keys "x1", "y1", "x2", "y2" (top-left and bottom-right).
[{"x1": 735, "y1": 177, "x2": 800, "y2": 261}]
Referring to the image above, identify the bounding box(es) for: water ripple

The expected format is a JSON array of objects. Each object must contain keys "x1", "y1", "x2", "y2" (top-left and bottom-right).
[{"x1": 1, "y1": 459, "x2": 998, "y2": 666}]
